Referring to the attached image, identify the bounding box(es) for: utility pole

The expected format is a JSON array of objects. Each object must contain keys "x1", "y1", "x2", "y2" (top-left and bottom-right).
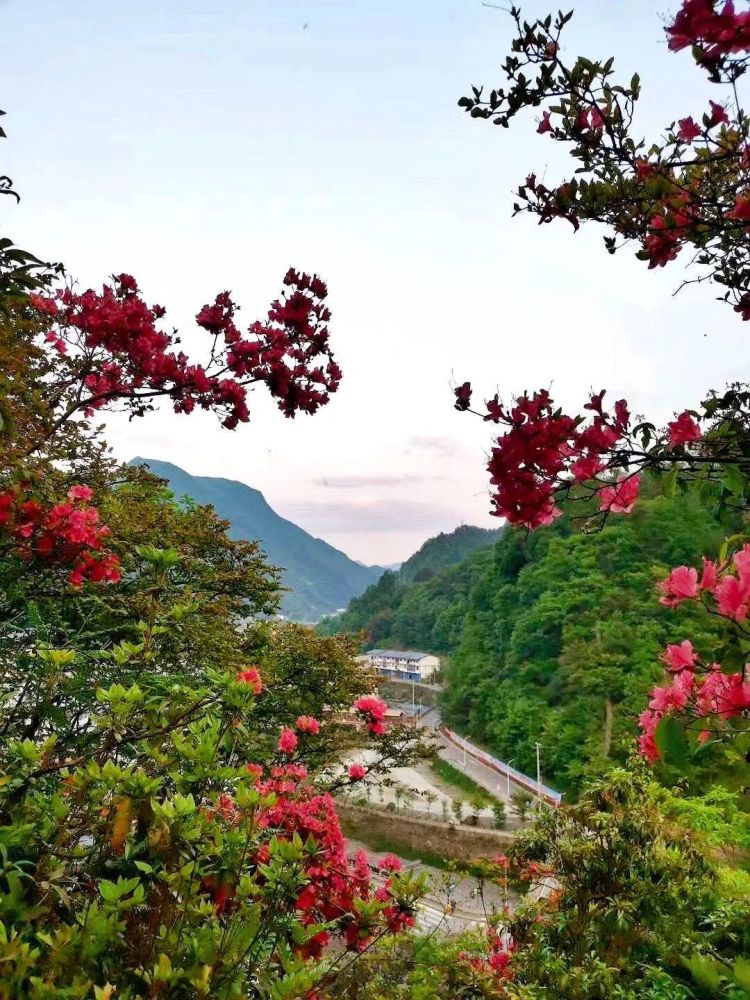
[
  {"x1": 506, "y1": 759, "x2": 515, "y2": 801},
  {"x1": 534, "y1": 742, "x2": 542, "y2": 809}
]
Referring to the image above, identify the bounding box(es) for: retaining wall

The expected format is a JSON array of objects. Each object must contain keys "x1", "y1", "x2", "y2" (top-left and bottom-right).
[{"x1": 338, "y1": 802, "x2": 514, "y2": 864}]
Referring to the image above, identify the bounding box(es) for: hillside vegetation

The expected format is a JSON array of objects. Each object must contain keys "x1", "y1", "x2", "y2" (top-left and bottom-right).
[{"x1": 318, "y1": 524, "x2": 501, "y2": 649}]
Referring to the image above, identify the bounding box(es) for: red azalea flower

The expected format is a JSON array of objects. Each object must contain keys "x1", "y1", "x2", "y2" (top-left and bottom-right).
[{"x1": 278, "y1": 728, "x2": 299, "y2": 754}]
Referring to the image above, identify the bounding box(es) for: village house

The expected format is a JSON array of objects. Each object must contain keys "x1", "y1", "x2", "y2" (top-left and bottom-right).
[{"x1": 356, "y1": 648, "x2": 440, "y2": 683}]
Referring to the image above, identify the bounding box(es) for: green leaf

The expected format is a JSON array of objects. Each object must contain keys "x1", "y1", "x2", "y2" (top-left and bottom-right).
[
  {"x1": 654, "y1": 715, "x2": 689, "y2": 766},
  {"x1": 681, "y1": 953, "x2": 723, "y2": 992},
  {"x1": 721, "y1": 464, "x2": 747, "y2": 497},
  {"x1": 732, "y1": 957, "x2": 750, "y2": 989},
  {"x1": 663, "y1": 465, "x2": 679, "y2": 499},
  {"x1": 98, "y1": 880, "x2": 120, "y2": 903}
]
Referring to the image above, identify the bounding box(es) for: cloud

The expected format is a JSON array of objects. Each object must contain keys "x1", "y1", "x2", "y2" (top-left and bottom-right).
[
  {"x1": 278, "y1": 498, "x2": 462, "y2": 534},
  {"x1": 406, "y1": 435, "x2": 460, "y2": 458},
  {"x1": 313, "y1": 474, "x2": 439, "y2": 490}
]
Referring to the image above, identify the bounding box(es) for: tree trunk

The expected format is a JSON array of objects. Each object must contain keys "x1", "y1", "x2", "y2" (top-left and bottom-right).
[{"x1": 602, "y1": 697, "x2": 614, "y2": 758}]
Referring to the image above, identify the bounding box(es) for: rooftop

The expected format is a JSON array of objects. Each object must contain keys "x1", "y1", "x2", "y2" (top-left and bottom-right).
[{"x1": 364, "y1": 649, "x2": 434, "y2": 662}]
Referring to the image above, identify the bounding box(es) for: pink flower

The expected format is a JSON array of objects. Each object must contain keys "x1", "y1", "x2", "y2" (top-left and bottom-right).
[
  {"x1": 245, "y1": 763, "x2": 263, "y2": 782},
  {"x1": 453, "y1": 382, "x2": 472, "y2": 411},
  {"x1": 589, "y1": 105, "x2": 606, "y2": 130},
  {"x1": 570, "y1": 454, "x2": 603, "y2": 481},
  {"x1": 709, "y1": 100, "x2": 729, "y2": 125},
  {"x1": 733, "y1": 544, "x2": 750, "y2": 583},
  {"x1": 662, "y1": 640, "x2": 698, "y2": 673},
  {"x1": 659, "y1": 566, "x2": 699, "y2": 607},
  {"x1": 348, "y1": 763, "x2": 367, "y2": 780},
  {"x1": 236, "y1": 667, "x2": 263, "y2": 694},
  {"x1": 677, "y1": 116, "x2": 701, "y2": 142},
  {"x1": 378, "y1": 853, "x2": 403, "y2": 872},
  {"x1": 277, "y1": 728, "x2": 298, "y2": 754},
  {"x1": 295, "y1": 715, "x2": 321, "y2": 734},
  {"x1": 67, "y1": 485, "x2": 94, "y2": 502},
  {"x1": 537, "y1": 111, "x2": 553, "y2": 134},
  {"x1": 598, "y1": 474, "x2": 640, "y2": 514},
  {"x1": 44, "y1": 332, "x2": 67, "y2": 354},
  {"x1": 638, "y1": 711, "x2": 660, "y2": 763},
  {"x1": 353, "y1": 696, "x2": 389, "y2": 735},
  {"x1": 667, "y1": 410, "x2": 702, "y2": 447},
  {"x1": 715, "y1": 575, "x2": 750, "y2": 621},
  {"x1": 649, "y1": 670, "x2": 695, "y2": 713},
  {"x1": 729, "y1": 193, "x2": 750, "y2": 224},
  {"x1": 698, "y1": 669, "x2": 750, "y2": 719},
  {"x1": 699, "y1": 557, "x2": 718, "y2": 592}
]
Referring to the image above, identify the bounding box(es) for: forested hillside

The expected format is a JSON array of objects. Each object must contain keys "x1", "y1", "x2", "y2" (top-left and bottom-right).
[
  {"x1": 398, "y1": 524, "x2": 503, "y2": 583},
  {"x1": 442, "y1": 488, "x2": 733, "y2": 796},
  {"x1": 318, "y1": 524, "x2": 501, "y2": 649}
]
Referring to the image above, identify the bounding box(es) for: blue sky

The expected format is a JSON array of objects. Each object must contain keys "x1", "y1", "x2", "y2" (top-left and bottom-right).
[{"x1": 3, "y1": 0, "x2": 749, "y2": 563}]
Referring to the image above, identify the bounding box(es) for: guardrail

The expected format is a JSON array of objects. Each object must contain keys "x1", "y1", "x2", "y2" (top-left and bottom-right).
[{"x1": 440, "y1": 726, "x2": 562, "y2": 806}]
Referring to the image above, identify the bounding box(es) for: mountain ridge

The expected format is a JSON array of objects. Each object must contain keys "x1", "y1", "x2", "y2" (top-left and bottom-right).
[{"x1": 129, "y1": 457, "x2": 384, "y2": 621}]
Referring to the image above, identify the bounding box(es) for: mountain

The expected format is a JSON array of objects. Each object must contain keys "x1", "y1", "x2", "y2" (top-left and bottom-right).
[
  {"x1": 129, "y1": 458, "x2": 384, "y2": 622},
  {"x1": 397, "y1": 524, "x2": 503, "y2": 584},
  {"x1": 317, "y1": 524, "x2": 503, "y2": 648}
]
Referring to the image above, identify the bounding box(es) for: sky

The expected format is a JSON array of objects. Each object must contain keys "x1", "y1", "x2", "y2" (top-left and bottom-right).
[{"x1": 3, "y1": 0, "x2": 750, "y2": 565}]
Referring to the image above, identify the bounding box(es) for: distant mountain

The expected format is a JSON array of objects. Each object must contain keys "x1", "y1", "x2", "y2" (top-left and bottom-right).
[
  {"x1": 317, "y1": 523, "x2": 503, "y2": 649},
  {"x1": 130, "y1": 458, "x2": 385, "y2": 622}
]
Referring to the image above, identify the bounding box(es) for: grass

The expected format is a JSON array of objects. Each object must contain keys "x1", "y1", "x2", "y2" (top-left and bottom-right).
[
  {"x1": 340, "y1": 821, "x2": 484, "y2": 875},
  {"x1": 354, "y1": 833, "x2": 456, "y2": 871},
  {"x1": 429, "y1": 758, "x2": 501, "y2": 807}
]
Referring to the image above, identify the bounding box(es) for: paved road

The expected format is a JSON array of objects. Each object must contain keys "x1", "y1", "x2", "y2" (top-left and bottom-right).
[
  {"x1": 414, "y1": 707, "x2": 534, "y2": 807},
  {"x1": 350, "y1": 840, "x2": 514, "y2": 935}
]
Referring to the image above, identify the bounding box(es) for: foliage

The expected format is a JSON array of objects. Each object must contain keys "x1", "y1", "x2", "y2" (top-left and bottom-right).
[
  {"x1": 340, "y1": 769, "x2": 750, "y2": 1000},
  {"x1": 441, "y1": 485, "x2": 732, "y2": 795},
  {"x1": 318, "y1": 544, "x2": 495, "y2": 652},
  {"x1": 499, "y1": 768, "x2": 750, "y2": 999},
  {"x1": 458, "y1": 4, "x2": 750, "y2": 317},
  {"x1": 0, "y1": 109, "x2": 430, "y2": 996},
  {"x1": 396, "y1": 525, "x2": 503, "y2": 586},
  {"x1": 451, "y1": 3, "x2": 750, "y2": 539}
]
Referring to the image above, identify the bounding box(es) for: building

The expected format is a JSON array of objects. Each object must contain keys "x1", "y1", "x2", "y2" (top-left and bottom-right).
[{"x1": 356, "y1": 649, "x2": 440, "y2": 683}]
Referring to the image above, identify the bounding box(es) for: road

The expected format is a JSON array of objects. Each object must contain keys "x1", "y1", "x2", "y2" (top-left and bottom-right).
[
  {"x1": 412, "y1": 706, "x2": 535, "y2": 806},
  {"x1": 348, "y1": 839, "x2": 515, "y2": 935}
]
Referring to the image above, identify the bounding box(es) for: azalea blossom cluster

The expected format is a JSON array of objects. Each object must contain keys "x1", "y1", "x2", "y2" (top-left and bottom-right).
[
  {"x1": 454, "y1": 383, "x2": 709, "y2": 528},
  {"x1": 0, "y1": 483, "x2": 121, "y2": 586},
  {"x1": 529, "y1": 98, "x2": 739, "y2": 274},
  {"x1": 638, "y1": 548, "x2": 750, "y2": 760},
  {"x1": 211, "y1": 763, "x2": 415, "y2": 954},
  {"x1": 455, "y1": 385, "x2": 637, "y2": 527},
  {"x1": 458, "y1": 2, "x2": 750, "y2": 322},
  {"x1": 352, "y1": 695, "x2": 389, "y2": 735},
  {"x1": 638, "y1": 643, "x2": 750, "y2": 761},
  {"x1": 667, "y1": 0, "x2": 750, "y2": 76},
  {"x1": 658, "y1": 545, "x2": 750, "y2": 620},
  {"x1": 235, "y1": 666, "x2": 263, "y2": 694},
  {"x1": 29, "y1": 267, "x2": 341, "y2": 432},
  {"x1": 458, "y1": 928, "x2": 515, "y2": 986}
]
